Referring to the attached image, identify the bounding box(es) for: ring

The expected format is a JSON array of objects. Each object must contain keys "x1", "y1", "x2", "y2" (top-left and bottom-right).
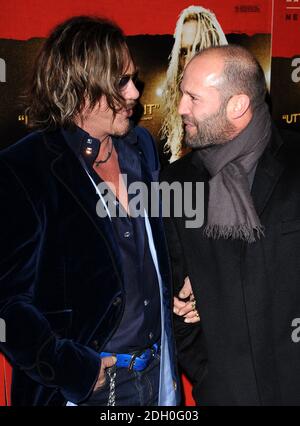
[
  {"x1": 195, "y1": 311, "x2": 200, "y2": 318},
  {"x1": 191, "y1": 300, "x2": 196, "y2": 310}
]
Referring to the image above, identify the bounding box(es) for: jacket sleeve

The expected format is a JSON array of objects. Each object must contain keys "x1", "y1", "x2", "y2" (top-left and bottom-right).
[
  {"x1": 0, "y1": 159, "x2": 100, "y2": 404},
  {"x1": 161, "y1": 185, "x2": 208, "y2": 387}
]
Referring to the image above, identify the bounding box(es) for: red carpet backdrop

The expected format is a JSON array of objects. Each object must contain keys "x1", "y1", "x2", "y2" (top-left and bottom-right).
[{"x1": 0, "y1": 0, "x2": 299, "y2": 406}]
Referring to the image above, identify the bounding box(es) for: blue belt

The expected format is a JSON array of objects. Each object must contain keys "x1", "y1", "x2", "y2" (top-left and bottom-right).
[{"x1": 100, "y1": 343, "x2": 159, "y2": 372}]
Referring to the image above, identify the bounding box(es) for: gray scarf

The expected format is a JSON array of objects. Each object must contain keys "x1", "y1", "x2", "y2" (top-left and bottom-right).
[{"x1": 195, "y1": 102, "x2": 272, "y2": 243}]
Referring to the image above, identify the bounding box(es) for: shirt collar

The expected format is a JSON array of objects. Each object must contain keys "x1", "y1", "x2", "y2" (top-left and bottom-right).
[{"x1": 62, "y1": 123, "x2": 138, "y2": 168}]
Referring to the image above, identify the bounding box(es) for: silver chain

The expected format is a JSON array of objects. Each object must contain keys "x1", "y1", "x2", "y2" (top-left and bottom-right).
[{"x1": 107, "y1": 366, "x2": 117, "y2": 406}]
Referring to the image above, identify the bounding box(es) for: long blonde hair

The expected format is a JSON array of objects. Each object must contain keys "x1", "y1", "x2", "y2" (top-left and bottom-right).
[{"x1": 161, "y1": 6, "x2": 227, "y2": 162}]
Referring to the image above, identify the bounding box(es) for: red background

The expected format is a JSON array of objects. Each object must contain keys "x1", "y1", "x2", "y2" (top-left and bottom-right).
[
  {"x1": 272, "y1": 0, "x2": 300, "y2": 57},
  {"x1": 0, "y1": 0, "x2": 271, "y2": 39}
]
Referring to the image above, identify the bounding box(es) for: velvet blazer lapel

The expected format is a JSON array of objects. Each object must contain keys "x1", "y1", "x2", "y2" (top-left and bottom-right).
[{"x1": 43, "y1": 130, "x2": 123, "y2": 279}]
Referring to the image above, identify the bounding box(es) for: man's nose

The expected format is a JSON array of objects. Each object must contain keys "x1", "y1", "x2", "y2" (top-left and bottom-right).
[
  {"x1": 178, "y1": 94, "x2": 189, "y2": 116},
  {"x1": 124, "y1": 80, "x2": 139, "y2": 100}
]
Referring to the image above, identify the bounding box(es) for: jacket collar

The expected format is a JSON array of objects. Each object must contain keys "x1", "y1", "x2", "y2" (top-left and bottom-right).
[
  {"x1": 43, "y1": 127, "x2": 147, "y2": 279},
  {"x1": 251, "y1": 125, "x2": 285, "y2": 216},
  {"x1": 43, "y1": 124, "x2": 138, "y2": 154},
  {"x1": 43, "y1": 129, "x2": 123, "y2": 279}
]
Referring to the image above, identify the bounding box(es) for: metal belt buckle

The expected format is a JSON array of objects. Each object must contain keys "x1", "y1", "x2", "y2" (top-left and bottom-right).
[
  {"x1": 128, "y1": 353, "x2": 138, "y2": 371},
  {"x1": 150, "y1": 343, "x2": 158, "y2": 358}
]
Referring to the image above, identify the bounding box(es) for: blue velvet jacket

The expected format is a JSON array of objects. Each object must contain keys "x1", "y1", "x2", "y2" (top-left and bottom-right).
[{"x1": 0, "y1": 126, "x2": 179, "y2": 405}]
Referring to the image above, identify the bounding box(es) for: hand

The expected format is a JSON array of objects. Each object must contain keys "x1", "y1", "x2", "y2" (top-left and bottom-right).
[
  {"x1": 93, "y1": 355, "x2": 117, "y2": 391},
  {"x1": 173, "y1": 276, "x2": 200, "y2": 323}
]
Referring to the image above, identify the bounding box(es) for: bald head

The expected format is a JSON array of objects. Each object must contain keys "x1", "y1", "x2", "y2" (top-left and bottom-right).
[
  {"x1": 185, "y1": 49, "x2": 224, "y2": 91},
  {"x1": 178, "y1": 44, "x2": 267, "y2": 147},
  {"x1": 187, "y1": 44, "x2": 267, "y2": 111}
]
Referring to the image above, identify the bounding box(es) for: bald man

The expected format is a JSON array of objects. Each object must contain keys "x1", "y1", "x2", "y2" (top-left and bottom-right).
[{"x1": 161, "y1": 45, "x2": 300, "y2": 405}]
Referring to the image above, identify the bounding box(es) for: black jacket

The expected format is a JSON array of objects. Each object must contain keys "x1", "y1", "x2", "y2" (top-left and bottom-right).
[
  {"x1": 161, "y1": 127, "x2": 300, "y2": 405},
  {"x1": 0, "y1": 127, "x2": 179, "y2": 406}
]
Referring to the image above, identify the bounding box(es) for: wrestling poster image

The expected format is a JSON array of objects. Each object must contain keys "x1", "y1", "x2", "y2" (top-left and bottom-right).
[
  {"x1": 0, "y1": 1, "x2": 272, "y2": 158},
  {"x1": 128, "y1": 2, "x2": 272, "y2": 164},
  {"x1": 270, "y1": 0, "x2": 300, "y2": 132}
]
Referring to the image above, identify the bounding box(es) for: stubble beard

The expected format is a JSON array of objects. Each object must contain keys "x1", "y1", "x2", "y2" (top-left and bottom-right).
[
  {"x1": 183, "y1": 103, "x2": 236, "y2": 149},
  {"x1": 112, "y1": 102, "x2": 136, "y2": 137},
  {"x1": 112, "y1": 118, "x2": 134, "y2": 139}
]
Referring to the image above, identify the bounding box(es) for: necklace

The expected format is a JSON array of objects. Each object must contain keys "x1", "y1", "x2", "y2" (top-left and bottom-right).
[{"x1": 94, "y1": 135, "x2": 113, "y2": 167}]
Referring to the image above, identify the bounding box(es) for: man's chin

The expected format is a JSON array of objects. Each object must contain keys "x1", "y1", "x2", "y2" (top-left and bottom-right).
[
  {"x1": 185, "y1": 135, "x2": 201, "y2": 148},
  {"x1": 185, "y1": 135, "x2": 213, "y2": 149},
  {"x1": 112, "y1": 119, "x2": 132, "y2": 138}
]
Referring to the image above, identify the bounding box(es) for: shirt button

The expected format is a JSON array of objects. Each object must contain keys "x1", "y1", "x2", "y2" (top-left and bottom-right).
[
  {"x1": 149, "y1": 332, "x2": 153, "y2": 340},
  {"x1": 91, "y1": 340, "x2": 100, "y2": 351},
  {"x1": 124, "y1": 231, "x2": 131, "y2": 238},
  {"x1": 113, "y1": 297, "x2": 122, "y2": 306},
  {"x1": 144, "y1": 300, "x2": 149, "y2": 306}
]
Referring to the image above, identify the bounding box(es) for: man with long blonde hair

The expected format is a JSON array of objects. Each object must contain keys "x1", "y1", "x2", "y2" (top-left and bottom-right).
[{"x1": 161, "y1": 5, "x2": 227, "y2": 162}]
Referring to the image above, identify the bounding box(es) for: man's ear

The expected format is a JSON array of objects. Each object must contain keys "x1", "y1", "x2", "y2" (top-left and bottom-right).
[{"x1": 226, "y1": 94, "x2": 250, "y2": 120}]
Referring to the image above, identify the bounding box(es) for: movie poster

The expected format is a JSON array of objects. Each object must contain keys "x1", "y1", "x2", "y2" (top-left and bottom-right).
[
  {"x1": 270, "y1": 0, "x2": 300, "y2": 131},
  {"x1": 0, "y1": 0, "x2": 273, "y2": 406},
  {"x1": 0, "y1": 0, "x2": 272, "y2": 154}
]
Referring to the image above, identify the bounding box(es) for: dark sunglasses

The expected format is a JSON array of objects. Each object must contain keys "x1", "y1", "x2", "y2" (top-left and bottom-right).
[{"x1": 118, "y1": 71, "x2": 139, "y2": 90}]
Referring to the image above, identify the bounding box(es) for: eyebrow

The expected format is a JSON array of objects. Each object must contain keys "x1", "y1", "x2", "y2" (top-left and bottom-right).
[
  {"x1": 121, "y1": 69, "x2": 139, "y2": 78},
  {"x1": 122, "y1": 62, "x2": 138, "y2": 74},
  {"x1": 180, "y1": 86, "x2": 201, "y2": 98}
]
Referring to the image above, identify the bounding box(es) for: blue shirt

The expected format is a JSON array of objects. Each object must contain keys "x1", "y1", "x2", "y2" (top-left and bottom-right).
[{"x1": 62, "y1": 125, "x2": 161, "y2": 353}]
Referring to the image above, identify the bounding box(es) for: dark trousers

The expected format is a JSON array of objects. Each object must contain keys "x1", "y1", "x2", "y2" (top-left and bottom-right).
[{"x1": 81, "y1": 354, "x2": 160, "y2": 406}]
